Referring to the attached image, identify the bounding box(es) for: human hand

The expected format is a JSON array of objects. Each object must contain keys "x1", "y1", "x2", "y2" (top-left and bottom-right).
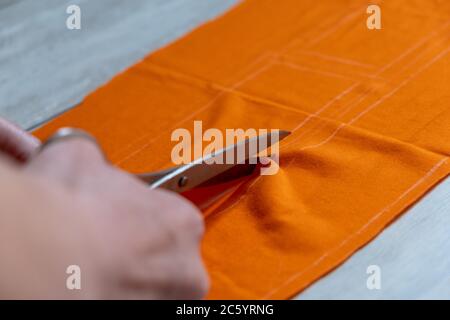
[{"x1": 0, "y1": 119, "x2": 208, "y2": 299}]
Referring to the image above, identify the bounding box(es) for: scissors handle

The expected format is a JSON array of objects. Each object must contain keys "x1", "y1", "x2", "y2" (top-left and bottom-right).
[
  {"x1": 40, "y1": 127, "x2": 100, "y2": 151},
  {"x1": 41, "y1": 127, "x2": 286, "y2": 194}
]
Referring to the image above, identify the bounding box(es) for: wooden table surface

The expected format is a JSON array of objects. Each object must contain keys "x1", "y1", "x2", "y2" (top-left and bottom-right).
[{"x1": 1, "y1": 0, "x2": 449, "y2": 299}]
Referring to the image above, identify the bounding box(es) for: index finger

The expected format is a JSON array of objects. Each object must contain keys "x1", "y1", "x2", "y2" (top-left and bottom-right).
[{"x1": 25, "y1": 128, "x2": 106, "y2": 183}]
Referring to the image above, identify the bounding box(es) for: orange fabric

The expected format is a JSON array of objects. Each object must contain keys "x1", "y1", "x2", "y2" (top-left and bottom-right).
[{"x1": 34, "y1": 0, "x2": 450, "y2": 299}]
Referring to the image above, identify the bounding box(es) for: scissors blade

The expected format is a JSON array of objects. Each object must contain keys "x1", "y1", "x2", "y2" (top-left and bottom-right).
[{"x1": 149, "y1": 130, "x2": 290, "y2": 193}]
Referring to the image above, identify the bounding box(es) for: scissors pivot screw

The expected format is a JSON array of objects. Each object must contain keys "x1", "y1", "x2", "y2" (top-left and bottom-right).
[{"x1": 178, "y1": 176, "x2": 189, "y2": 188}]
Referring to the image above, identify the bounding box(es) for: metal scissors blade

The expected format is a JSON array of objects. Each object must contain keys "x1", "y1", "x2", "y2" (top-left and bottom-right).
[{"x1": 138, "y1": 130, "x2": 290, "y2": 193}]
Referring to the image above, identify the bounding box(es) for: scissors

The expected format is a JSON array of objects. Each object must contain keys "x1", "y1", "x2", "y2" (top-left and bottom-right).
[{"x1": 41, "y1": 128, "x2": 290, "y2": 193}]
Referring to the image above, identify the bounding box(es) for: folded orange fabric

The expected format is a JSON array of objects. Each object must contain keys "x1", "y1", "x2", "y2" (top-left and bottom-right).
[{"x1": 34, "y1": 0, "x2": 450, "y2": 299}]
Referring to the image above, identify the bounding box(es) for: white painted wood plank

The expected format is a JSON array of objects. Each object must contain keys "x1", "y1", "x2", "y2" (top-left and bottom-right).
[
  {"x1": 0, "y1": 0, "x2": 238, "y2": 129},
  {"x1": 297, "y1": 177, "x2": 450, "y2": 300},
  {"x1": 0, "y1": 1, "x2": 19, "y2": 10}
]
